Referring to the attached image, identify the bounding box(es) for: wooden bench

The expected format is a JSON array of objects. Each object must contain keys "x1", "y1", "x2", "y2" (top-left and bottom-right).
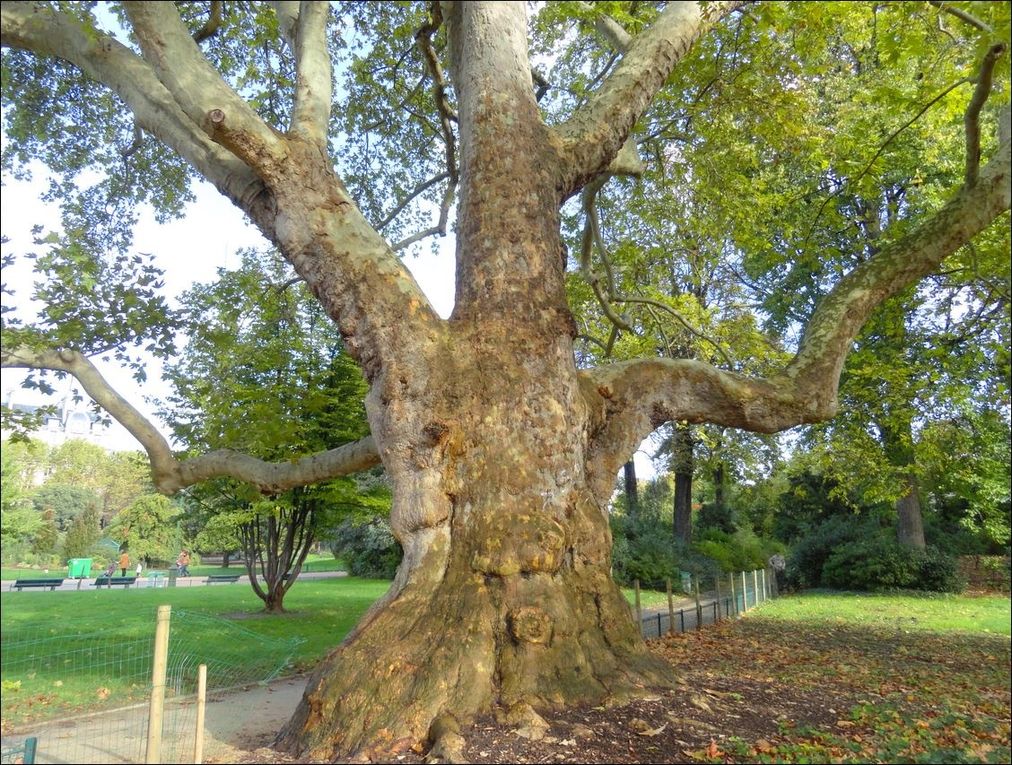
[
  {"x1": 205, "y1": 574, "x2": 242, "y2": 585},
  {"x1": 0, "y1": 735, "x2": 37, "y2": 764},
  {"x1": 92, "y1": 576, "x2": 137, "y2": 588},
  {"x1": 11, "y1": 578, "x2": 64, "y2": 591}
]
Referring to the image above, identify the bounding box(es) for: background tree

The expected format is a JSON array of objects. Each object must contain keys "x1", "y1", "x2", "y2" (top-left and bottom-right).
[
  {"x1": 2, "y1": 1, "x2": 1009, "y2": 759},
  {"x1": 161, "y1": 248, "x2": 380, "y2": 612},
  {"x1": 107, "y1": 493, "x2": 186, "y2": 565}
]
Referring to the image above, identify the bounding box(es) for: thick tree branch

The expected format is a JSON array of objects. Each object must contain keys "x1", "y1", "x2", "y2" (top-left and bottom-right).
[
  {"x1": 0, "y1": 3, "x2": 267, "y2": 214},
  {"x1": 927, "y1": 1, "x2": 994, "y2": 35},
  {"x1": 554, "y1": 1, "x2": 742, "y2": 198},
  {"x1": 964, "y1": 43, "x2": 1006, "y2": 187},
  {"x1": 582, "y1": 134, "x2": 1011, "y2": 496},
  {"x1": 193, "y1": 1, "x2": 224, "y2": 44},
  {"x1": 377, "y1": 172, "x2": 451, "y2": 231},
  {"x1": 1, "y1": 346, "x2": 380, "y2": 495},
  {"x1": 288, "y1": 1, "x2": 334, "y2": 147},
  {"x1": 122, "y1": 2, "x2": 286, "y2": 178}
]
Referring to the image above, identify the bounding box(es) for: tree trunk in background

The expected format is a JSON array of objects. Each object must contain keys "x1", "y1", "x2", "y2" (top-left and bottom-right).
[
  {"x1": 624, "y1": 460, "x2": 639, "y2": 518},
  {"x1": 672, "y1": 424, "x2": 694, "y2": 544},
  {"x1": 880, "y1": 413, "x2": 926, "y2": 549},
  {"x1": 713, "y1": 461, "x2": 727, "y2": 511}
]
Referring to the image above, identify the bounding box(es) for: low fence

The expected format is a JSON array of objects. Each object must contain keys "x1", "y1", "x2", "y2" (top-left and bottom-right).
[
  {"x1": 0, "y1": 608, "x2": 302, "y2": 764},
  {"x1": 632, "y1": 568, "x2": 779, "y2": 639}
]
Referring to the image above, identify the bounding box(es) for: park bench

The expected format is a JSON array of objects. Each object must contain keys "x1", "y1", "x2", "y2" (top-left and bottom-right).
[
  {"x1": 10, "y1": 578, "x2": 64, "y2": 592},
  {"x1": 92, "y1": 576, "x2": 137, "y2": 588},
  {"x1": 205, "y1": 574, "x2": 242, "y2": 585},
  {"x1": 0, "y1": 735, "x2": 37, "y2": 764}
]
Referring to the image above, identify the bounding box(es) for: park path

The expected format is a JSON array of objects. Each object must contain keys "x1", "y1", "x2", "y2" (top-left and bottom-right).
[{"x1": 1, "y1": 570, "x2": 347, "y2": 593}]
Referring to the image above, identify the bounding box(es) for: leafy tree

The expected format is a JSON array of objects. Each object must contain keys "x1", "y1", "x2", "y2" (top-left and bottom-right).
[
  {"x1": 31, "y1": 483, "x2": 102, "y2": 531},
  {"x1": 61, "y1": 501, "x2": 101, "y2": 561},
  {"x1": 162, "y1": 248, "x2": 381, "y2": 612},
  {"x1": 2, "y1": 2, "x2": 1009, "y2": 758},
  {"x1": 106, "y1": 493, "x2": 185, "y2": 565},
  {"x1": 0, "y1": 439, "x2": 46, "y2": 559}
]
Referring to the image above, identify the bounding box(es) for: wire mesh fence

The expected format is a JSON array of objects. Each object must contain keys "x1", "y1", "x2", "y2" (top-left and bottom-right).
[
  {"x1": 632, "y1": 568, "x2": 780, "y2": 639},
  {"x1": 1, "y1": 608, "x2": 303, "y2": 764}
]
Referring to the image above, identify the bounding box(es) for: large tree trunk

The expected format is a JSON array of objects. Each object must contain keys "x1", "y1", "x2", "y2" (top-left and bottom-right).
[
  {"x1": 277, "y1": 5, "x2": 668, "y2": 758},
  {"x1": 879, "y1": 412, "x2": 926, "y2": 549},
  {"x1": 672, "y1": 424, "x2": 694, "y2": 544},
  {"x1": 277, "y1": 340, "x2": 668, "y2": 759}
]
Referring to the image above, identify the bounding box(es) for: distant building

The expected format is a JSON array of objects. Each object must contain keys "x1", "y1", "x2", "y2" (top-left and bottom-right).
[{"x1": 2, "y1": 390, "x2": 119, "y2": 450}]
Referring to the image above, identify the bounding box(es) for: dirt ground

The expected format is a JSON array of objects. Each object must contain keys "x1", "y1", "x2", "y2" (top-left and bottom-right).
[{"x1": 210, "y1": 644, "x2": 846, "y2": 764}]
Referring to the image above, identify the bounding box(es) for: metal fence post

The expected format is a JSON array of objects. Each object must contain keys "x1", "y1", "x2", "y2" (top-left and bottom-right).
[
  {"x1": 693, "y1": 575, "x2": 702, "y2": 630},
  {"x1": 146, "y1": 604, "x2": 171, "y2": 764},
  {"x1": 666, "y1": 578, "x2": 675, "y2": 636}
]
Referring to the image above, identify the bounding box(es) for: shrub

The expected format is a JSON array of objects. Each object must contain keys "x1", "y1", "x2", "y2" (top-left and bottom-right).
[
  {"x1": 328, "y1": 518, "x2": 402, "y2": 579},
  {"x1": 785, "y1": 515, "x2": 882, "y2": 590},
  {"x1": 822, "y1": 538, "x2": 962, "y2": 593}
]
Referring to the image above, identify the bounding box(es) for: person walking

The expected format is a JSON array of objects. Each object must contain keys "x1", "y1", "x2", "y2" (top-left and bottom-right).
[
  {"x1": 119, "y1": 550, "x2": 130, "y2": 577},
  {"x1": 176, "y1": 549, "x2": 191, "y2": 577}
]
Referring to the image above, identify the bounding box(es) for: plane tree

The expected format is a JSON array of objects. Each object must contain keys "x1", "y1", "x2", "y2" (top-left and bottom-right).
[{"x1": 1, "y1": 1, "x2": 1009, "y2": 760}]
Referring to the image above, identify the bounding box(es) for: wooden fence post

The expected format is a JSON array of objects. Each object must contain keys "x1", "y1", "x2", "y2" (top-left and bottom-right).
[
  {"x1": 753, "y1": 569, "x2": 760, "y2": 605},
  {"x1": 714, "y1": 577, "x2": 722, "y2": 622},
  {"x1": 634, "y1": 580, "x2": 641, "y2": 626},
  {"x1": 193, "y1": 664, "x2": 207, "y2": 764},
  {"x1": 741, "y1": 571, "x2": 748, "y2": 611},
  {"x1": 146, "y1": 604, "x2": 171, "y2": 764},
  {"x1": 729, "y1": 572, "x2": 737, "y2": 616}
]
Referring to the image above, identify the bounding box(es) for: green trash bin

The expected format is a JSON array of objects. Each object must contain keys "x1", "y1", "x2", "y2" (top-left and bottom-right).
[{"x1": 68, "y1": 558, "x2": 93, "y2": 579}]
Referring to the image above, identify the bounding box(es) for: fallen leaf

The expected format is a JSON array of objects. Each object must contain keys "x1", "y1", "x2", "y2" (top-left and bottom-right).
[
  {"x1": 636, "y1": 723, "x2": 668, "y2": 737},
  {"x1": 707, "y1": 739, "x2": 723, "y2": 758},
  {"x1": 689, "y1": 694, "x2": 713, "y2": 714},
  {"x1": 96, "y1": 687, "x2": 111, "y2": 700},
  {"x1": 835, "y1": 720, "x2": 854, "y2": 728}
]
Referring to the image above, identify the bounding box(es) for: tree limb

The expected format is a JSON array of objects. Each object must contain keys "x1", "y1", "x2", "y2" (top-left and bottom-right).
[
  {"x1": 582, "y1": 135, "x2": 1011, "y2": 496},
  {"x1": 0, "y1": 3, "x2": 268, "y2": 215},
  {"x1": 964, "y1": 43, "x2": 1006, "y2": 187},
  {"x1": 927, "y1": 1, "x2": 994, "y2": 35},
  {"x1": 554, "y1": 1, "x2": 742, "y2": 198},
  {"x1": 1, "y1": 346, "x2": 381, "y2": 495},
  {"x1": 377, "y1": 172, "x2": 451, "y2": 231},
  {"x1": 122, "y1": 2, "x2": 286, "y2": 177},
  {"x1": 288, "y1": 1, "x2": 334, "y2": 147},
  {"x1": 193, "y1": 0, "x2": 224, "y2": 44}
]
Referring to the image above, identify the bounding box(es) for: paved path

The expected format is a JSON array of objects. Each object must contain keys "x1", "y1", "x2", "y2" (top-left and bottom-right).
[{"x1": 2, "y1": 570, "x2": 347, "y2": 593}]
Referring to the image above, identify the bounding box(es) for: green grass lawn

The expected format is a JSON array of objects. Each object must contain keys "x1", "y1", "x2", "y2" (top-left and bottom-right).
[
  {"x1": 1, "y1": 576, "x2": 390, "y2": 727},
  {"x1": 757, "y1": 589, "x2": 1011, "y2": 635}
]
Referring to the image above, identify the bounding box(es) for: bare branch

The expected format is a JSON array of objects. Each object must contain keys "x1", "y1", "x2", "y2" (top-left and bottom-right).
[
  {"x1": 1, "y1": 346, "x2": 381, "y2": 495},
  {"x1": 289, "y1": 1, "x2": 334, "y2": 146},
  {"x1": 193, "y1": 0, "x2": 224, "y2": 44},
  {"x1": 964, "y1": 43, "x2": 1006, "y2": 187},
  {"x1": 578, "y1": 178, "x2": 730, "y2": 363},
  {"x1": 377, "y1": 172, "x2": 451, "y2": 231},
  {"x1": 927, "y1": 1, "x2": 994, "y2": 34}
]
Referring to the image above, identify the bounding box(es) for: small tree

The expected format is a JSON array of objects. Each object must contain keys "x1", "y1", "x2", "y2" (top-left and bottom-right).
[
  {"x1": 107, "y1": 494, "x2": 185, "y2": 565},
  {"x1": 61, "y1": 502, "x2": 101, "y2": 561}
]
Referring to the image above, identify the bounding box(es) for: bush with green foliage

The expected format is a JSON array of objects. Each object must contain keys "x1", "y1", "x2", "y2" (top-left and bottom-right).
[
  {"x1": 822, "y1": 537, "x2": 963, "y2": 593},
  {"x1": 328, "y1": 518, "x2": 402, "y2": 579},
  {"x1": 785, "y1": 515, "x2": 883, "y2": 590},
  {"x1": 692, "y1": 528, "x2": 781, "y2": 573}
]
